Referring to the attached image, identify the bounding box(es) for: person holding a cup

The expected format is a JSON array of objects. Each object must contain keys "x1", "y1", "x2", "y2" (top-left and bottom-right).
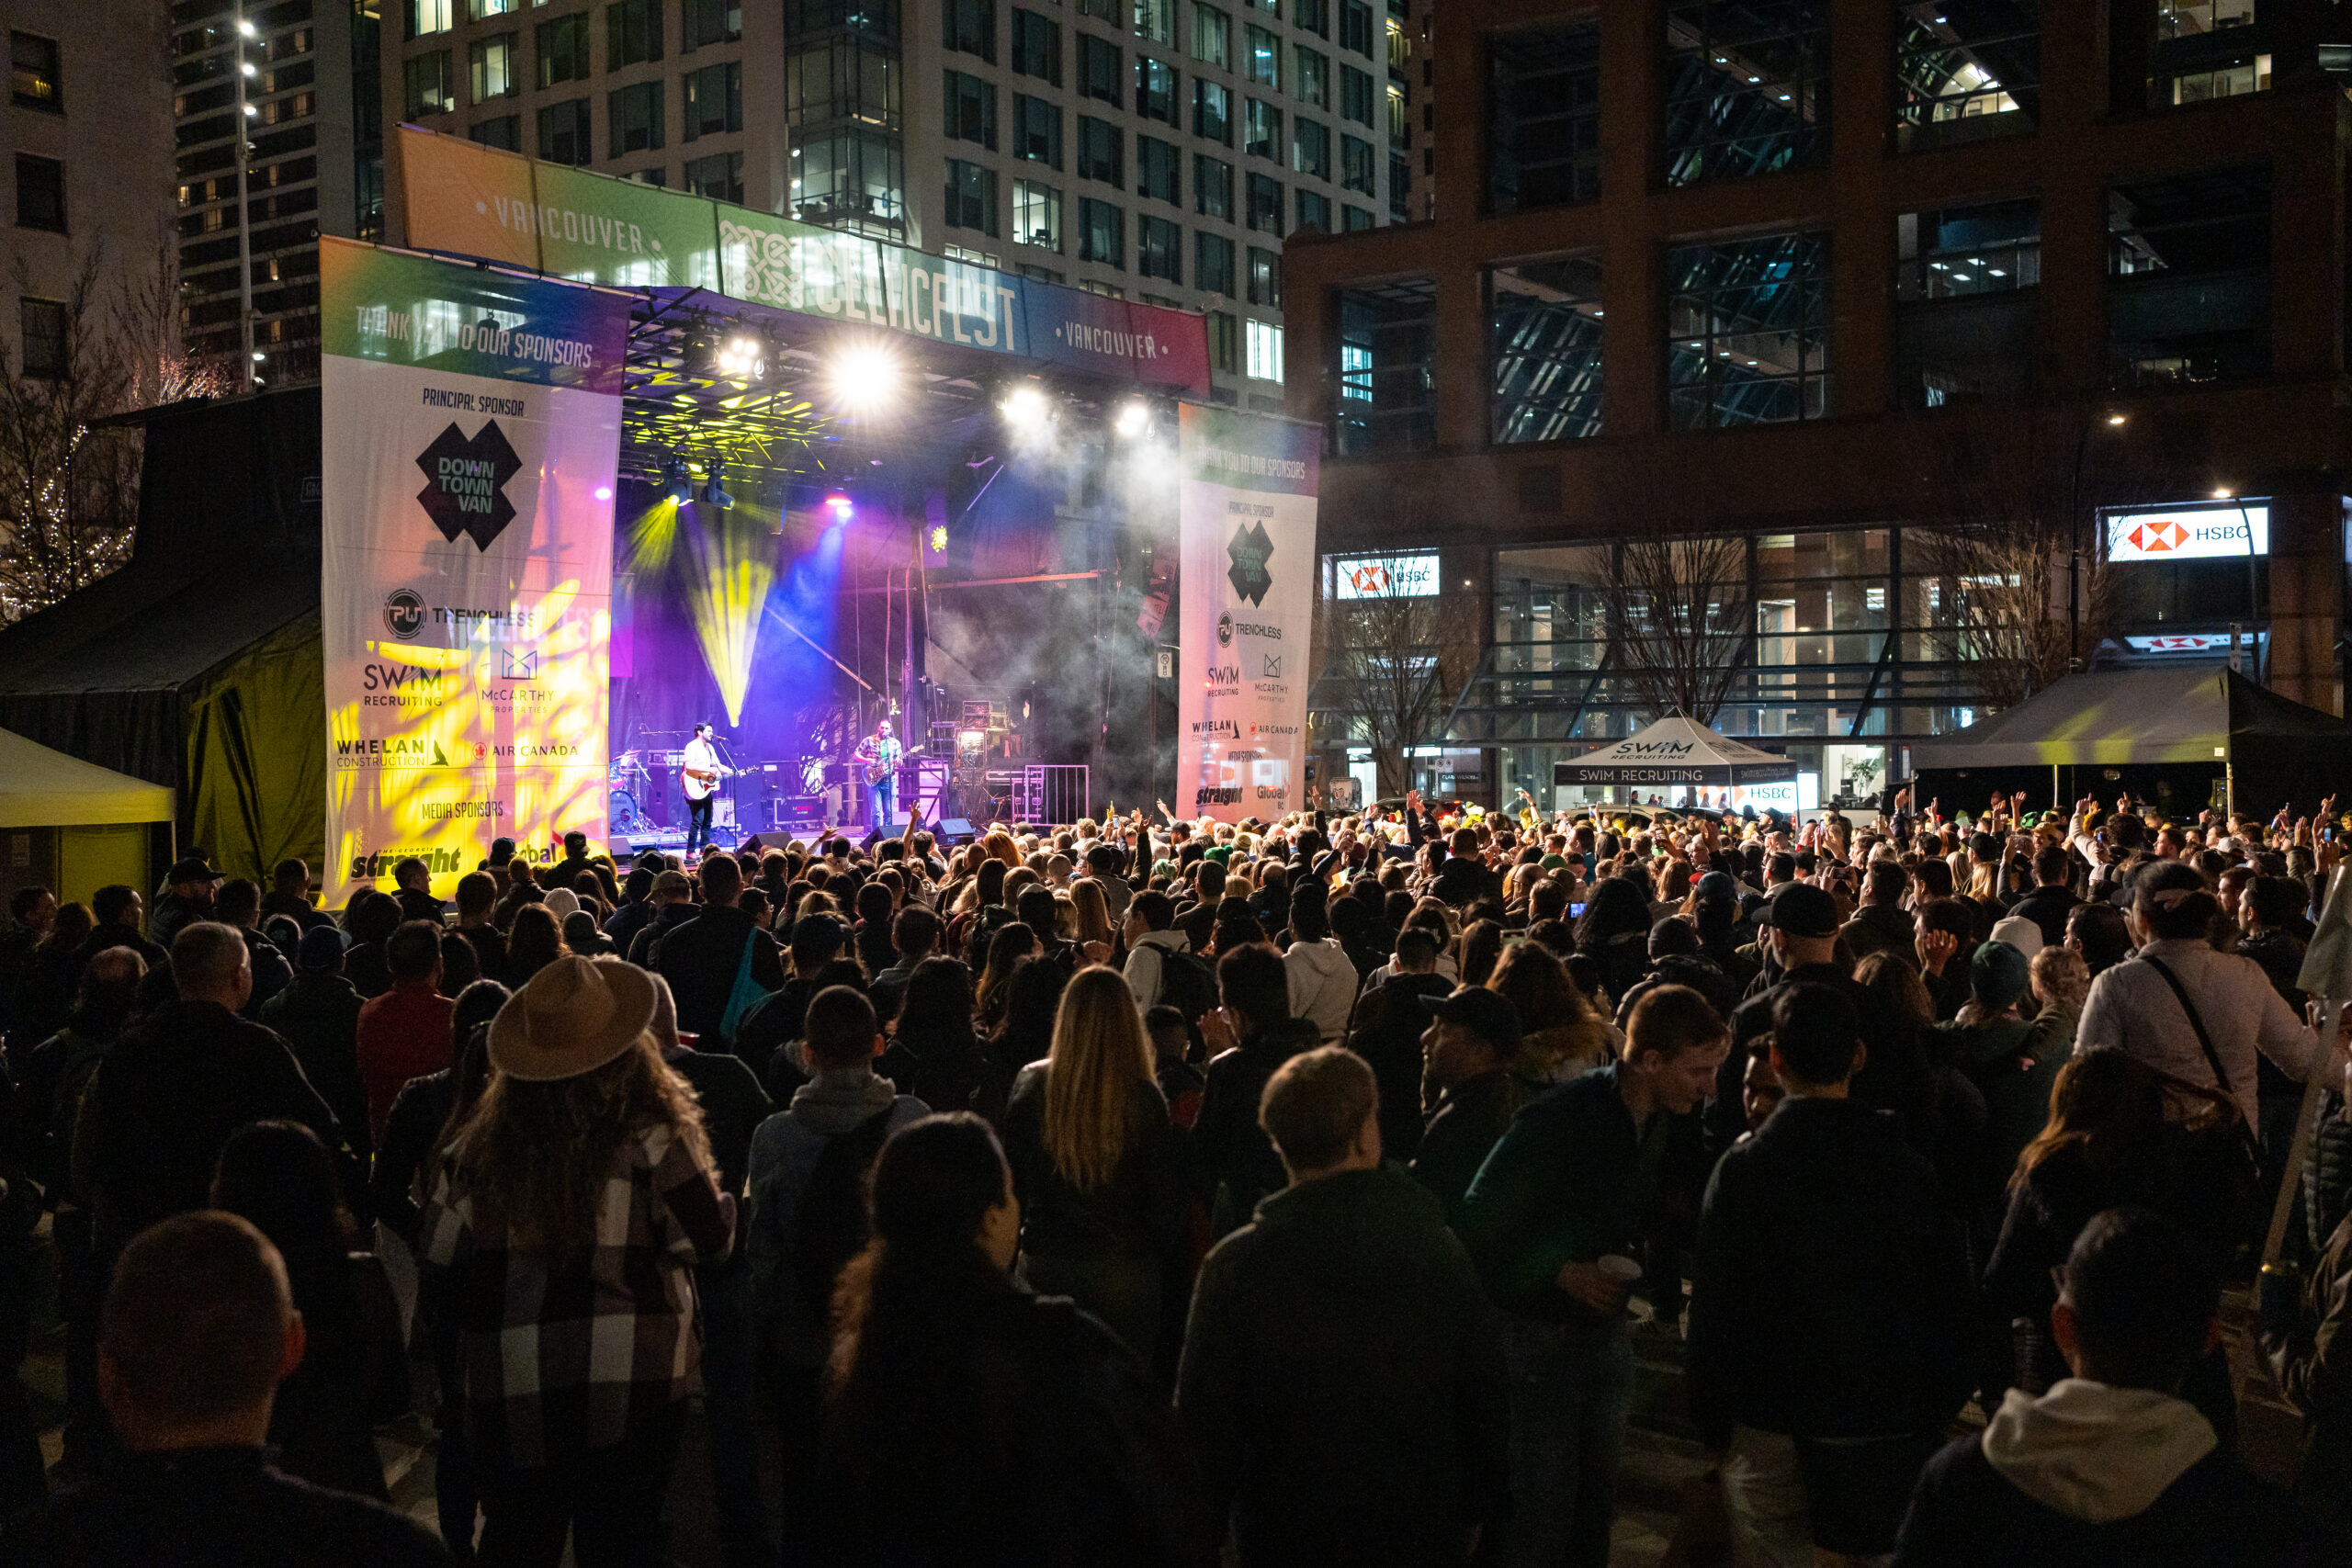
[{"x1": 1455, "y1": 985, "x2": 1732, "y2": 1568}]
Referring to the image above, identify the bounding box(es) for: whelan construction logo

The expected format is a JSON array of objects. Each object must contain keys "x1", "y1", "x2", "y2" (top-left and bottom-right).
[{"x1": 416, "y1": 421, "x2": 524, "y2": 550}]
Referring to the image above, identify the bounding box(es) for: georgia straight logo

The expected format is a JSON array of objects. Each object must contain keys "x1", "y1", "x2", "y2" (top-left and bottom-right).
[
  {"x1": 1227, "y1": 522, "x2": 1274, "y2": 607},
  {"x1": 383, "y1": 589, "x2": 426, "y2": 642},
  {"x1": 416, "y1": 421, "x2": 525, "y2": 551}
]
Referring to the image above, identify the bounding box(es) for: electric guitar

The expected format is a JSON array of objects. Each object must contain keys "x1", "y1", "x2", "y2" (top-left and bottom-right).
[
  {"x1": 680, "y1": 761, "x2": 735, "y2": 802},
  {"x1": 855, "y1": 741, "x2": 901, "y2": 786}
]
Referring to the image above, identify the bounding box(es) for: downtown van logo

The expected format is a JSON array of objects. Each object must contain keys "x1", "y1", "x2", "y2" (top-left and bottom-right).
[
  {"x1": 1227, "y1": 522, "x2": 1274, "y2": 606},
  {"x1": 416, "y1": 421, "x2": 524, "y2": 550}
]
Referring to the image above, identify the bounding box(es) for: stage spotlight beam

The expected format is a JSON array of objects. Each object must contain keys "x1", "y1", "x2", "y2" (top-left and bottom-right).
[
  {"x1": 826, "y1": 340, "x2": 902, "y2": 414},
  {"x1": 999, "y1": 383, "x2": 1053, "y2": 438},
  {"x1": 1114, "y1": 400, "x2": 1152, "y2": 439}
]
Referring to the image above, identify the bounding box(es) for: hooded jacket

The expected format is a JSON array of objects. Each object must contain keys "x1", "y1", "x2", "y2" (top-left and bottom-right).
[
  {"x1": 1283, "y1": 939, "x2": 1359, "y2": 1043},
  {"x1": 1176, "y1": 1166, "x2": 1509, "y2": 1568},
  {"x1": 1893, "y1": 1381, "x2": 2312, "y2": 1566},
  {"x1": 744, "y1": 1070, "x2": 929, "y2": 1368}
]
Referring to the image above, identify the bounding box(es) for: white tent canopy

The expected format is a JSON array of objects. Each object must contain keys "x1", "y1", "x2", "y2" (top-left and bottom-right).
[
  {"x1": 0, "y1": 727, "x2": 175, "y2": 829},
  {"x1": 1553, "y1": 716, "x2": 1797, "y2": 789}
]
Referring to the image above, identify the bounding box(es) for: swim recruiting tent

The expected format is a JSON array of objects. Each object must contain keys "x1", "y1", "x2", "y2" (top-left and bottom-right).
[{"x1": 1553, "y1": 716, "x2": 1799, "y2": 789}]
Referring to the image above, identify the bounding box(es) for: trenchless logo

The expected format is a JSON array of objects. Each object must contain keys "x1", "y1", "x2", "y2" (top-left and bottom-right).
[{"x1": 415, "y1": 421, "x2": 524, "y2": 550}]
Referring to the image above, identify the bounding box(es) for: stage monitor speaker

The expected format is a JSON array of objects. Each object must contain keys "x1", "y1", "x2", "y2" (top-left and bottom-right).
[{"x1": 936, "y1": 818, "x2": 975, "y2": 843}]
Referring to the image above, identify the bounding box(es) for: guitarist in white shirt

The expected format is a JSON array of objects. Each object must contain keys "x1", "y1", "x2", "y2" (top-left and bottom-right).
[
  {"x1": 679, "y1": 722, "x2": 730, "y2": 853},
  {"x1": 855, "y1": 717, "x2": 904, "y2": 837}
]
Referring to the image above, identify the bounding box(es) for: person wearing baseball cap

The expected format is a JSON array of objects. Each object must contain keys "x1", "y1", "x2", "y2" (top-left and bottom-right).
[
  {"x1": 419, "y1": 955, "x2": 735, "y2": 1554},
  {"x1": 150, "y1": 855, "x2": 225, "y2": 951},
  {"x1": 1707, "y1": 879, "x2": 1907, "y2": 1156},
  {"x1": 1412, "y1": 986, "x2": 1522, "y2": 1224}
]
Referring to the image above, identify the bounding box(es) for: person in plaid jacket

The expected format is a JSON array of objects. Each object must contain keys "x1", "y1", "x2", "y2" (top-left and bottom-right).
[{"x1": 418, "y1": 955, "x2": 737, "y2": 1567}]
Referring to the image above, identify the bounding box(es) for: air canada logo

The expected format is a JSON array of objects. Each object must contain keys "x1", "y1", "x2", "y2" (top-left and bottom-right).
[
  {"x1": 1227, "y1": 522, "x2": 1274, "y2": 606},
  {"x1": 415, "y1": 421, "x2": 524, "y2": 551},
  {"x1": 383, "y1": 589, "x2": 425, "y2": 642},
  {"x1": 1216, "y1": 612, "x2": 1235, "y2": 648}
]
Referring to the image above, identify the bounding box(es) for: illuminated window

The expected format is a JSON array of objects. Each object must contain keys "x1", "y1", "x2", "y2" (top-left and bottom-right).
[{"x1": 1246, "y1": 318, "x2": 1283, "y2": 382}]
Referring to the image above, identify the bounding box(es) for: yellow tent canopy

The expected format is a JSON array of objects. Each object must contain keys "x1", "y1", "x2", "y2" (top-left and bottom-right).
[{"x1": 0, "y1": 727, "x2": 175, "y2": 829}]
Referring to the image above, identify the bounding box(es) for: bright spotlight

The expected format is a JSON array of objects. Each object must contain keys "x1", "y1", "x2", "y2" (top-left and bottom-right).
[
  {"x1": 928, "y1": 523, "x2": 949, "y2": 554},
  {"x1": 999, "y1": 384, "x2": 1052, "y2": 434},
  {"x1": 826, "y1": 341, "x2": 900, "y2": 413},
  {"x1": 1114, "y1": 400, "x2": 1152, "y2": 440},
  {"x1": 2212, "y1": 488, "x2": 2233, "y2": 500},
  {"x1": 2106, "y1": 413, "x2": 2128, "y2": 426},
  {"x1": 238, "y1": 17, "x2": 258, "y2": 36},
  {"x1": 663, "y1": 455, "x2": 693, "y2": 503},
  {"x1": 716, "y1": 333, "x2": 765, "y2": 382},
  {"x1": 824, "y1": 490, "x2": 855, "y2": 523}
]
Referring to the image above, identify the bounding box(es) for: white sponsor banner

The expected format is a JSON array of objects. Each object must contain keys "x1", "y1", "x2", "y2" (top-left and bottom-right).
[
  {"x1": 2106, "y1": 505, "x2": 2268, "y2": 562},
  {"x1": 321, "y1": 238, "x2": 628, "y2": 906},
  {"x1": 1177, "y1": 405, "x2": 1319, "y2": 825}
]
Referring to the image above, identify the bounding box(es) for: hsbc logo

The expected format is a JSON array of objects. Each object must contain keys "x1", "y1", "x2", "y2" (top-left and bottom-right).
[
  {"x1": 2106, "y1": 505, "x2": 2268, "y2": 563},
  {"x1": 1349, "y1": 562, "x2": 1391, "y2": 594}
]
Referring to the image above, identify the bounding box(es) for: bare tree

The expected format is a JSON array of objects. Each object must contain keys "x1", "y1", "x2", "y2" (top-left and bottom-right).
[
  {"x1": 0, "y1": 244, "x2": 221, "y2": 625},
  {"x1": 1908, "y1": 402, "x2": 2135, "y2": 711},
  {"x1": 1612, "y1": 531, "x2": 1755, "y2": 726},
  {"x1": 1315, "y1": 567, "x2": 1457, "y2": 797}
]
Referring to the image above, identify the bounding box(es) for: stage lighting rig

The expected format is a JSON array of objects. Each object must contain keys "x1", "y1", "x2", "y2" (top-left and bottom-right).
[
  {"x1": 662, "y1": 454, "x2": 694, "y2": 503},
  {"x1": 716, "y1": 333, "x2": 767, "y2": 383},
  {"x1": 701, "y1": 460, "x2": 735, "y2": 510}
]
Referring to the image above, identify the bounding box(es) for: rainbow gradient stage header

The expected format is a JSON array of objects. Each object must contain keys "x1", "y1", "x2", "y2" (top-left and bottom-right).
[{"x1": 395, "y1": 125, "x2": 1213, "y2": 398}]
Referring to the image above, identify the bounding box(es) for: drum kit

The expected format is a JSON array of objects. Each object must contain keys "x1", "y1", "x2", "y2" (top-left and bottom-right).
[{"x1": 608, "y1": 750, "x2": 660, "y2": 833}]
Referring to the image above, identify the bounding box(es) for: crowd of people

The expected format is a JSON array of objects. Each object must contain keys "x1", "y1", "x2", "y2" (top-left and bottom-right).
[{"x1": 0, "y1": 785, "x2": 2349, "y2": 1565}]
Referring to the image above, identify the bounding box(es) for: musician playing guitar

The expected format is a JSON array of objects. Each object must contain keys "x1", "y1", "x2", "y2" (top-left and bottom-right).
[
  {"x1": 854, "y1": 717, "x2": 903, "y2": 834},
  {"x1": 678, "y1": 722, "x2": 733, "y2": 853}
]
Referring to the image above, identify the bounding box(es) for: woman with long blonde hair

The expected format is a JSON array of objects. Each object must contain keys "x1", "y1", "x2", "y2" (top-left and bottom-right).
[
  {"x1": 418, "y1": 956, "x2": 735, "y2": 1564},
  {"x1": 1069, "y1": 876, "x2": 1117, "y2": 959},
  {"x1": 998, "y1": 965, "x2": 1186, "y2": 1361}
]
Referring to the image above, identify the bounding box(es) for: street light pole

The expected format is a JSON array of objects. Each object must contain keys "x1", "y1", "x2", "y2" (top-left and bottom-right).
[{"x1": 2070, "y1": 410, "x2": 2128, "y2": 671}]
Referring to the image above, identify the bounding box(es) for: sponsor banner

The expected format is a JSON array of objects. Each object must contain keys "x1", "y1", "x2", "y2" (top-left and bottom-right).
[
  {"x1": 1177, "y1": 405, "x2": 1318, "y2": 825},
  {"x1": 397, "y1": 125, "x2": 1207, "y2": 393},
  {"x1": 2105, "y1": 504, "x2": 2268, "y2": 563},
  {"x1": 322, "y1": 237, "x2": 627, "y2": 905}
]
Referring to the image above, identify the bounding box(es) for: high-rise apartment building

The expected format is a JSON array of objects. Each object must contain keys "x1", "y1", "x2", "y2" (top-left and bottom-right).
[
  {"x1": 4, "y1": 6, "x2": 175, "y2": 383},
  {"x1": 378, "y1": 0, "x2": 1418, "y2": 409},
  {"x1": 170, "y1": 0, "x2": 382, "y2": 389}
]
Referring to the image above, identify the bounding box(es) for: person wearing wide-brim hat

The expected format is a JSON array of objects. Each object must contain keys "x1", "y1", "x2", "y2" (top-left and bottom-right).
[{"x1": 419, "y1": 955, "x2": 738, "y2": 1563}]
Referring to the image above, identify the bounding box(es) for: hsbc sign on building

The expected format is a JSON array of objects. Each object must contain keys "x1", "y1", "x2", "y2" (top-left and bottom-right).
[{"x1": 2104, "y1": 505, "x2": 2268, "y2": 563}]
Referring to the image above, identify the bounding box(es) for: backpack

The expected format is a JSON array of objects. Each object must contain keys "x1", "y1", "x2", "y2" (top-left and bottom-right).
[
  {"x1": 1154, "y1": 948, "x2": 1217, "y2": 1026},
  {"x1": 788, "y1": 1105, "x2": 898, "y2": 1321}
]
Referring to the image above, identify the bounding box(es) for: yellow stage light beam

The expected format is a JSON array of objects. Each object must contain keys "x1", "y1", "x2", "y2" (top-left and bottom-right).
[{"x1": 681, "y1": 501, "x2": 776, "y2": 726}]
